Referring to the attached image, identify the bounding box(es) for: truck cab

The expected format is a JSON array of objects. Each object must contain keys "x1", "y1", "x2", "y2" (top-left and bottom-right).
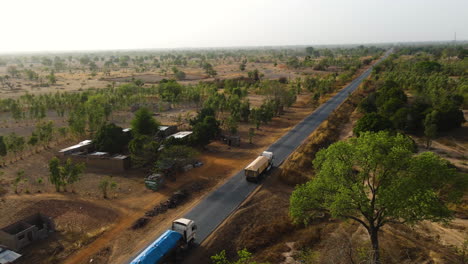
[
  {"x1": 171, "y1": 218, "x2": 197, "y2": 245},
  {"x1": 261, "y1": 151, "x2": 274, "y2": 170}
]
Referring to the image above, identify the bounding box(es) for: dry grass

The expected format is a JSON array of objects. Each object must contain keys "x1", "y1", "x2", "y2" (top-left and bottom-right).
[{"x1": 279, "y1": 88, "x2": 368, "y2": 186}]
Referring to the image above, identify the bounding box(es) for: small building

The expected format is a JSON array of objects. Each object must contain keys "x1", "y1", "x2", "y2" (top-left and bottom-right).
[
  {"x1": 222, "y1": 135, "x2": 241, "y2": 147},
  {"x1": 0, "y1": 214, "x2": 54, "y2": 251},
  {"x1": 58, "y1": 140, "x2": 93, "y2": 155},
  {"x1": 63, "y1": 152, "x2": 131, "y2": 172},
  {"x1": 166, "y1": 131, "x2": 193, "y2": 140},
  {"x1": 157, "y1": 125, "x2": 178, "y2": 138},
  {"x1": 0, "y1": 246, "x2": 21, "y2": 264}
]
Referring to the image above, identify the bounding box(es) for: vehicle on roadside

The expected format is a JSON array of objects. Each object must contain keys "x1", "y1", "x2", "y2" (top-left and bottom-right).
[
  {"x1": 130, "y1": 218, "x2": 197, "y2": 264},
  {"x1": 244, "y1": 151, "x2": 274, "y2": 183}
]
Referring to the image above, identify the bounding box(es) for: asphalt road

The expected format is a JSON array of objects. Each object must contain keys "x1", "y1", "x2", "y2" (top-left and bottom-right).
[
  {"x1": 184, "y1": 51, "x2": 391, "y2": 243},
  {"x1": 128, "y1": 50, "x2": 391, "y2": 263}
]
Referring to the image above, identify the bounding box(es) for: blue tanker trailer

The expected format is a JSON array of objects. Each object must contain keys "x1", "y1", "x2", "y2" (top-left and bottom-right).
[{"x1": 130, "y1": 218, "x2": 197, "y2": 264}]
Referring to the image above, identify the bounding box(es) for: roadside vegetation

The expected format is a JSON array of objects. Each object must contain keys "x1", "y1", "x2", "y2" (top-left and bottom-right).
[{"x1": 203, "y1": 44, "x2": 467, "y2": 264}]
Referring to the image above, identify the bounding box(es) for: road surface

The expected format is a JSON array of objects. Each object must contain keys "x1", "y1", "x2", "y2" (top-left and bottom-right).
[{"x1": 128, "y1": 50, "x2": 391, "y2": 263}]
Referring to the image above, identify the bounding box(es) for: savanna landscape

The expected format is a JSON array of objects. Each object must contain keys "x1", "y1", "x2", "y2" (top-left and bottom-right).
[
  {"x1": 0, "y1": 1, "x2": 467, "y2": 264},
  {"x1": 0, "y1": 46, "x2": 388, "y2": 263}
]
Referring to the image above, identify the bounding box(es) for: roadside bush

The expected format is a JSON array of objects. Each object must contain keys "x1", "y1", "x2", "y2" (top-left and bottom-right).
[{"x1": 353, "y1": 113, "x2": 394, "y2": 136}]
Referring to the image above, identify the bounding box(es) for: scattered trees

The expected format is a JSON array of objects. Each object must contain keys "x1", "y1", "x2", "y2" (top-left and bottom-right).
[
  {"x1": 48, "y1": 157, "x2": 85, "y2": 192},
  {"x1": 202, "y1": 62, "x2": 217, "y2": 77},
  {"x1": 290, "y1": 131, "x2": 464, "y2": 264},
  {"x1": 172, "y1": 67, "x2": 186, "y2": 80},
  {"x1": 356, "y1": 49, "x2": 466, "y2": 139}
]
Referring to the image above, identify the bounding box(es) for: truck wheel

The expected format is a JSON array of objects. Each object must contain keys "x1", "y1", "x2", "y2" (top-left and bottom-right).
[{"x1": 188, "y1": 238, "x2": 196, "y2": 248}]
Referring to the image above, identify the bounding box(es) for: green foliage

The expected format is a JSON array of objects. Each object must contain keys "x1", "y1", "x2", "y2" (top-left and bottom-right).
[
  {"x1": 202, "y1": 62, "x2": 217, "y2": 77},
  {"x1": 128, "y1": 135, "x2": 160, "y2": 168},
  {"x1": 131, "y1": 107, "x2": 160, "y2": 136},
  {"x1": 247, "y1": 69, "x2": 262, "y2": 82},
  {"x1": 155, "y1": 145, "x2": 198, "y2": 173},
  {"x1": 424, "y1": 111, "x2": 438, "y2": 148},
  {"x1": 28, "y1": 133, "x2": 39, "y2": 149},
  {"x1": 0, "y1": 136, "x2": 7, "y2": 159},
  {"x1": 239, "y1": 60, "x2": 247, "y2": 71},
  {"x1": 48, "y1": 157, "x2": 85, "y2": 192},
  {"x1": 159, "y1": 80, "x2": 183, "y2": 103},
  {"x1": 211, "y1": 249, "x2": 268, "y2": 264},
  {"x1": 35, "y1": 121, "x2": 55, "y2": 145},
  {"x1": 93, "y1": 123, "x2": 129, "y2": 154},
  {"x1": 353, "y1": 112, "x2": 393, "y2": 136},
  {"x1": 99, "y1": 176, "x2": 117, "y2": 198},
  {"x1": 297, "y1": 248, "x2": 320, "y2": 264},
  {"x1": 290, "y1": 131, "x2": 465, "y2": 264},
  {"x1": 5, "y1": 133, "x2": 25, "y2": 158},
  {"x1": 362, "y1": 48, "x2": 466, "y2": 136},
  {"x1": 13, "y1": 170, "x2": 25, "y2": 194},
  {"x1": 191, "y1": 115, "x2": 220, "y2": 146},
  {"x1": 47, "y1": 71, "x2": 57, "y2": 84},
  {"x1": 68, "y1": 105, "x2": 87, "y2": 135}
]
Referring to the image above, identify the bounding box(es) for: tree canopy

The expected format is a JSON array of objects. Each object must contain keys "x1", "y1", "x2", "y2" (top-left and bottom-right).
[
  {"x1": 93, "y1": 123, "x2": 130, "y2": 154},
  {"x1": 49, "y1": 157, "x2": 85, "y2": 192},
  {"x1": 290, "y1": 131, "x2": 465, "y2": 264},
  {"x1": 131, "y1": 107, "x2": 160, "y2": 136}
]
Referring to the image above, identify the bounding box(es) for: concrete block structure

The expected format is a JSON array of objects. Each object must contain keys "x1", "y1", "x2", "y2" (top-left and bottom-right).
[
  {"x1": 0, "y1": 214, "x2": 54, "y2": 251},
  {"x1": 61, "y1": 152, "x2": 131, "y2": 172}
]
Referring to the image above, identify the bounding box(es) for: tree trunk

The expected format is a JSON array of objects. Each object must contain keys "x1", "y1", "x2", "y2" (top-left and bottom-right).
[{"x1": 369, "y1": 227, "x2": 381, "y2": 264}]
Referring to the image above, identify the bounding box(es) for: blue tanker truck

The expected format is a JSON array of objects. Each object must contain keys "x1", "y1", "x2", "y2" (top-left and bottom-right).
[{"x1": 130, "y1": 218, "x2": 197, "y2": 264}]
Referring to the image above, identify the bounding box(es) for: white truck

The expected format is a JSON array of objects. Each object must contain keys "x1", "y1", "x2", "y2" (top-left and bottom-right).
[
  {"x1": 130, "y1": 218, "x2": 197, "y2": 264},
  {"x1": 244, "y1": 151, "x2": 274, "y2": 183}
]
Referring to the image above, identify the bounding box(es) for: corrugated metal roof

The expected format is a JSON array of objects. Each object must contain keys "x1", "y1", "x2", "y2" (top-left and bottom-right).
[
  {"x1": 245, "y1": 156, "x2": 269, "y2": 171},
  {"x1": 0, "y1": 247, "x2": 21, "y2": 264},
  {"x1": 58, "y1": 140, "x2": 92, "y2": 153},
  {"x1": 167, "y1": 131, "x2": 192, "y2": 139}
]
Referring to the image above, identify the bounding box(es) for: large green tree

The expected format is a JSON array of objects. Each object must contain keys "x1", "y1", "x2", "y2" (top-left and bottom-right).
[
  {"x1": 353, "y1": 112, "x2": 393, "y2": 136},
  {"x1": 131, "y1": 107, "x2": 160, "y2": 136},
  {"x1": 128, "y1": 135, "x2": 160, "y2": 168},
  {"x1": 93, "y1": 123, "x2": 129, "y2": 154},
  {"x1": 290, "y1": 131, "x2": 465, "y2": 264},
  {"x1": 155, "y1": 145, "x2": 198, "y2": 173},
  {"x1": 191, "y1": 115, "x2": 220, "y2": 146}
]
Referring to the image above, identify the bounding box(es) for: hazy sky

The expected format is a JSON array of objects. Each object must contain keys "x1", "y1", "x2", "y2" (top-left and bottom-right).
[{"x1": 1, "y1": 0, "x2": 466, "y2": 53}]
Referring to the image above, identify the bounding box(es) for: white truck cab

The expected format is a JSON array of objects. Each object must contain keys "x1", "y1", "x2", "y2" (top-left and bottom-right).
[
  {"x1": 261, "y1": 151, "x2": 274, "y2": 170},
  {"x1": 171, "y1": 218, "x2": 197, "y2": 245}
]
